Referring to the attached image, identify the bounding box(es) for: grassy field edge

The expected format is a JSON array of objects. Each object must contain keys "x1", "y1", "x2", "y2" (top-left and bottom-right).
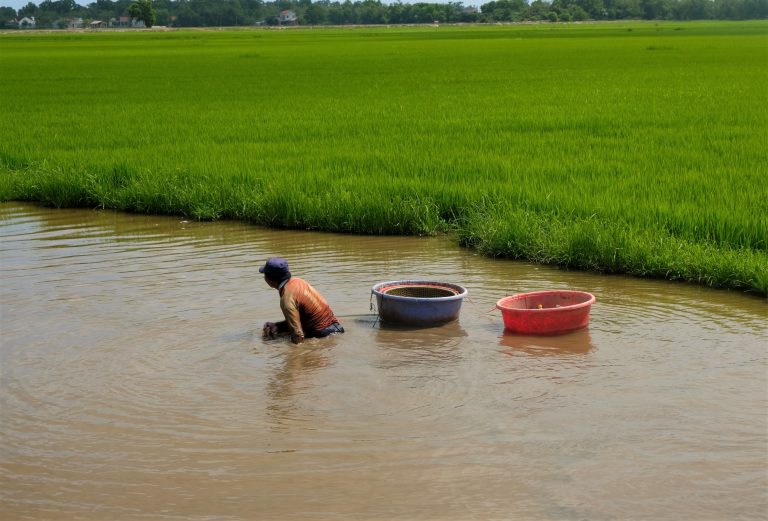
[{"x1": 3, "y1": 163, "x2": 765, "y2": 297}]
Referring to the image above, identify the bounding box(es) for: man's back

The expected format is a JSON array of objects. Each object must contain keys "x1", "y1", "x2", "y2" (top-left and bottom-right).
[{"x1": 279, "y1": 277, "x2": 338, "y2": 338}]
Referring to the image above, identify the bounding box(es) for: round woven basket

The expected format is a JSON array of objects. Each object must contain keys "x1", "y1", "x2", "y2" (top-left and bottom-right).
[{"x1": 372, "y1": 280, "x2": 467, "y2": 325}]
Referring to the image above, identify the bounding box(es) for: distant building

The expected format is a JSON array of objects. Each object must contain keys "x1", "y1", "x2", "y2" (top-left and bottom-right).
[
  {"x1": 110, "y1": 16, "x2": 144, "y2": 28},
  {"x1": 278, "y1": 10, "x2": 297, "y2": 24},
  {"x1": 89, "y1": 20, "x2": 107, "y2": 29},
  {"x1": 18, "y1": 16, "x2": 36, "y2": 29},
  {"x1": 68, "y1": 17, "x2": 84, "y2": 29},
  {"x1": 110, "y1": 16, "x2": 132, "y2": 28}
]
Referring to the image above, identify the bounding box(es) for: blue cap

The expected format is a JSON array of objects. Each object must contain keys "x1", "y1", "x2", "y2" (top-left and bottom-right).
[{"x1": 259, "y1": 257, "x2": 291, "y2": 282}]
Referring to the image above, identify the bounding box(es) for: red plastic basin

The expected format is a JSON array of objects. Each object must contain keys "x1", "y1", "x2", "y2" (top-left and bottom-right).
[{"x1": 496, "y1": 290, "x2": 596, "y2": 335}]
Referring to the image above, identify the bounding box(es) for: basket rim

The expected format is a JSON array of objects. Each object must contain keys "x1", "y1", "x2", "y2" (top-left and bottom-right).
[
  {"x1": 372, "y1": 280, "x2": 468, "y2": 301},
  {"x1": 496, "y1": 290, "x2": 595, "y2": 311}
]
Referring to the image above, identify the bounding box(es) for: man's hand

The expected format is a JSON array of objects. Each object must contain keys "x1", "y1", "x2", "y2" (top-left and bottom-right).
[{"x1": 262, "y1": 322, "x2": 278, "y2": 338}]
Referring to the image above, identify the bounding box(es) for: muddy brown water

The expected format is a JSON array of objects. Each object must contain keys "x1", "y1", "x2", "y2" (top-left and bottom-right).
[{"x1": 1, "y1": 202, "x2": 766, "y2": 521}]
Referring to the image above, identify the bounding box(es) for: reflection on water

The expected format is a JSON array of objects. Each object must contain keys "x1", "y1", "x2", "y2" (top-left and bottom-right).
[
  {"x1": 266, "y1": 345, "x2": 332, "y2": 431},
  {"x1": 374, "y1": 321, "x2": 468, "y2": 367},
  {"x1": 499, "y1": 328, "x2": 595, "y2": 356},
  {"x1": 1, "y1": 203, "x2": 766, "y2": 521}
]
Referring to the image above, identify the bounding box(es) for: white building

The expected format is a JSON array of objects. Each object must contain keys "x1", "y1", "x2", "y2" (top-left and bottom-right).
[
  {"x1": 18, "y1": 16, "x2": 36, "y2": 29},
  {"x1": 278, "y1": 10, "x2": 297, "y2": 24}
]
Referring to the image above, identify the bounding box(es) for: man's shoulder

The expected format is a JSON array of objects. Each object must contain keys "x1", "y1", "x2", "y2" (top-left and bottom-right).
[
  {"x1": 285, "y1": 276, "x2": 307, "y2": 289},
  {"x1": 282, "y1": 277, "x2": 309, "y2": 294}
]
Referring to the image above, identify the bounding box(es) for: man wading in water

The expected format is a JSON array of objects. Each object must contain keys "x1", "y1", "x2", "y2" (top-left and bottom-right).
[{"x1": 260, "y1": 257, "x2": 344, "y2": 344}]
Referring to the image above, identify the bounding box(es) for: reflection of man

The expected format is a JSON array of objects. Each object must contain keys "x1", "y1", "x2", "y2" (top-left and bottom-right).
[
  {"x1": 260, "y1": 257, "x2": 344, "y2": 344},
  {"x1": 267, "y1": 346, "x2": 329, "y2": 421}
]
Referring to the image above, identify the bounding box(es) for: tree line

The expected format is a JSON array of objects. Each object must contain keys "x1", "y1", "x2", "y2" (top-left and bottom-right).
[{"x1": 2, "y1": 0, "x2": 766, "y2": 29}]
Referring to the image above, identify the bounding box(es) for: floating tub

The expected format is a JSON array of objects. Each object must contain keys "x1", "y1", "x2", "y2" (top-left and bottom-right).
[
  {"x1": 372, "y1": 280, "x2": 467, "y2": 326},
  {"x1": 496, "y1": 290, "x2": 595, "y2": 335}
]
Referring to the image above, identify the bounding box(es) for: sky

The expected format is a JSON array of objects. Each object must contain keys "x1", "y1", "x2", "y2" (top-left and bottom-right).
[
  {"x1": 2, "y1": 0, "x2": 483, "y2": 12},
  {"x1": 4, "y1": 0, "x2": 32, "y2": 9}
]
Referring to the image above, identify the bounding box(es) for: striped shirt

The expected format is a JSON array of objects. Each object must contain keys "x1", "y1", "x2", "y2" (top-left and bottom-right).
[{"x1": 279, "y1": 277, "x2": 338, "y2": 340}]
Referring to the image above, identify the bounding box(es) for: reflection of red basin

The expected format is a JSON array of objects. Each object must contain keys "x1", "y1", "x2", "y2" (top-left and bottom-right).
[{"x1": 496, "y1": 290, "x2": 596, "y2": 335}]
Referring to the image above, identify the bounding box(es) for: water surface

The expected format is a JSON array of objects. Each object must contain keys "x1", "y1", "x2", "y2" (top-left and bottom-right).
[{"x1": 1, "y1": 203, "x2": 766, "y2": 520}]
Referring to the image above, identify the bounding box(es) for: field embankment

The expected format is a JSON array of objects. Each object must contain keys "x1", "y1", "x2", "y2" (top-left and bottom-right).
[{"x1": 1, "y1": 22, "x2": 766, "y2": 295}]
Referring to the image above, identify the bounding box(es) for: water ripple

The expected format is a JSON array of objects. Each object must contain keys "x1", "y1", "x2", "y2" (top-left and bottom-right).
[{"x1": 2, "y1": 202, "x2": 766, "y2": 521}]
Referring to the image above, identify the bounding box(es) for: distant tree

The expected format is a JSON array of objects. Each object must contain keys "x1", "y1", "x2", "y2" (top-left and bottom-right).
[
  {"x1": 606, "y1": 0, "x2": 644, "y2": 18},
  {"x1": 673, "y1": 0, "x2": 713, "y2": 18},
  {"x1": 18, "y1": 2, "x2": 38, "y2": 17},
  {"x1": 21, "y1": 0, "x2": 755, "y2": 28},
  {"x1": 358, "y1": 0, "x2": 386, "y2": 23},
  {"x1": 84, "y1": 0, "x2": 117, "y2": 22},
  {"x1": 641, "y1": 0, "x2": 672, "y2": 19},
  {"x1": 744, "y1": 0, "x2": 768, "y2": 18},
  {"x1": 482, "y1": 0, "x2": 527, "y2": 20},
  {"x1": 128, "y1": 0, "x2": 156, "y2": 27},
  {"x1": 0, "y1": 6, "x2": 16, "y2": 26},
  {"x1": 343, "y1": 0, "x2": 361, "y2": 24},
  {"x1": 304, "y1": 1, "x2": 328, "y2": 24},
  {"x1": 526, "y1": 0, "x2": 552, "y2": 19},
  {"x1": 576, "y1": 0, "x2": 607, "y2": 18},
  {"x1": 56, "y1": 0, "x2": 79, "y2": 13},
  {"x1": 175, "y1": 3, "x2": 202, "y2": 26}
]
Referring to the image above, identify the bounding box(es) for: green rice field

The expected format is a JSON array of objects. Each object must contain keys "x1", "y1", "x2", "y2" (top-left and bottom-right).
[{"x1": 1, "y1": 21, "x2": 766, "y2": 295}]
